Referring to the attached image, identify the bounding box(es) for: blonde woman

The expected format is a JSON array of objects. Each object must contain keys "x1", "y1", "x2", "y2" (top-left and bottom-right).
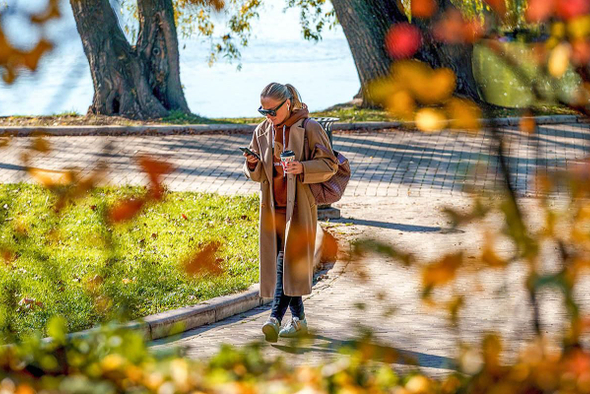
[{"x1": 243, "y1": 82, "x2": 338, "y2": 342}]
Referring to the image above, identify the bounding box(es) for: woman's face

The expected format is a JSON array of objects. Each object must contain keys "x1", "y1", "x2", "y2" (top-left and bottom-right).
[{"x1": 260, "y1": 96, "x2": 291, "y2": 126}]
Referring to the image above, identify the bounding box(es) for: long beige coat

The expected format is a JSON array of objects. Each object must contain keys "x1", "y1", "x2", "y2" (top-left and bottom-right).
[{"x1": 244, "y1": 118, "x2": 338, "y2": 297}]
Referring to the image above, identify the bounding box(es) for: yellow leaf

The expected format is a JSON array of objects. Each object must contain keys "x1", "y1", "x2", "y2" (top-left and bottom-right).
[
  {"x1": 446, "y1": 97, "x2": 481, "y2": 132},
  {"x1": 415, "y1": 68, "x2": 456, "y2": 105},
  {"x1": 31, "y1": 136, "x2": 51, "y2": 153},
  {"x1": 385, "y1": 90, "x2": 416, "y2": 121},
  {"x1": 415, "y1": 108, "x2": 447, "y2": 133},
  {"x1": 568, "y1": 15, "x2": 590, "y2": 39},
  {"x1": 548, "y1": 43, "x2": 571, "y2": 78},
  {"x1": 405, "y1": 375, "x2": 431, "y2": 393}
]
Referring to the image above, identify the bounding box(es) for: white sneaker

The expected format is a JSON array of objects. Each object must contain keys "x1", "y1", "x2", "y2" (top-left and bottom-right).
[{"x1": 278, "y1": 316, "x2": 308, "y2": 338}]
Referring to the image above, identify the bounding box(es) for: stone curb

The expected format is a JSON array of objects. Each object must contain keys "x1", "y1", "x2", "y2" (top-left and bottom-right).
[
  {"x1": 0, "y1": 115, "x2": 584, "y2": 137},
  {"x1": 65, "y1": 224, "x2": 326, "y2": 342}
]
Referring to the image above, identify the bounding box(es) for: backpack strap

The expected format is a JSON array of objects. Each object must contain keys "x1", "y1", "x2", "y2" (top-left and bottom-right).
[{"x1": 302, "y1": 118, "x2": 311, "y2": 161}]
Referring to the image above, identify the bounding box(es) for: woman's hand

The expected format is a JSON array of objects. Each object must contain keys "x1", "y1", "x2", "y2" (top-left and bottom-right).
[
  {"x1": 244, "y1": 152, "x2": 259, "y2": 165},
  {"x1": 284, "y1": 161, "x2": 303, "y2": 175}
]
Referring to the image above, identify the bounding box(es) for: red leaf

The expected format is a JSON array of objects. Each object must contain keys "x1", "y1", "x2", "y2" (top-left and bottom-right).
[
  {"x1": 107, "y1": 198, "x2": 146, "y2": 223},
  {"x1": 556, "y1": 0, "x2": 590, "y2": 20},
  {"x1": 385, "y1": 23, "x2": 422, "y2": 59},
  {"x1": 182, "y1": 214, "x2": 188, "y2": 220}
]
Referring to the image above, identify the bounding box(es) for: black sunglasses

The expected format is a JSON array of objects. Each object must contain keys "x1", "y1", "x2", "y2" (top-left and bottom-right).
[{"x1": 258, "y1": 99, "x2": 288, "y2": 117}]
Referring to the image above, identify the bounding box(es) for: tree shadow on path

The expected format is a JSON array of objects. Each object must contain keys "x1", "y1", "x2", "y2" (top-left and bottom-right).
[{"x1": 272, "y1": 333, "x2": 457, "y2": 371}]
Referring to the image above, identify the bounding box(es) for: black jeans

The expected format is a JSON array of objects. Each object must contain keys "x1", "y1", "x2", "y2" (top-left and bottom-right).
[
  {"x1": 270, "y1": 209, "x2": 304, "y2": 323},
  {"x1": 270, "y1": 251, "x2": 305, "y2": 323}
]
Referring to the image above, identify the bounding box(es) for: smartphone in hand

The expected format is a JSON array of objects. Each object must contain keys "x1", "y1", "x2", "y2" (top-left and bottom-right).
[{"x1": 239, "y1": 147, "x2": 260, "y2": 161}]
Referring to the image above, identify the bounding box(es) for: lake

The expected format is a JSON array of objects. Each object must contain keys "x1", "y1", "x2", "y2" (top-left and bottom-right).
[{"x1": 0, "y1": 2, "x2": 360, "y2": 118}]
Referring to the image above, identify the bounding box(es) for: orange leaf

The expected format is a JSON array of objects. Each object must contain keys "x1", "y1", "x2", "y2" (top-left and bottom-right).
[
  {"x1": 22, "y1": 39, "x2": 53, "y2": 71},
  {"x1": 30, "y1": 0, "x2": 61, "y2": 24},
  {"x1": 525, "y1": 0, "x2": 555, "y2": 22},
  {"x1": 520, "y1": 114, "x2": 537, "y2": 134},
  {"x1": 411, "y1": 0, "x2": 437, "y2": 18},
  {"x1": 28, "y1": 167, "x2": 73, "y2": 188},
  {"x1": 422, "y1": 253, "x2": 463, "y2": 288},
  {"x1": 321, "y1": 230, "x2": 339, "y2": 263},
  {"x1": 137, "y1": 155, "x2": 174, "y2": 200},
  {"x1": 183, "y1": 241, "x2": 224, "y2": 277},
  {"x1": 484, "y1": 0, "x2": 507, "y2": 18},
  {"x1": 108, "y1": 198, "x2": 146, "y2": 223}
]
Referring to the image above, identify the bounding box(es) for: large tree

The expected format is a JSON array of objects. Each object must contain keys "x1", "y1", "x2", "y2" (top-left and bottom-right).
[
  {"x1": 328, "y1": 0, "x2": 481, "y2": 105},
  {"x1": 70, "y1": 0, "x2": 189, "y2": 119},
  {"x1": 69, "y1": 0, "x2": 257, "y2": 119}
]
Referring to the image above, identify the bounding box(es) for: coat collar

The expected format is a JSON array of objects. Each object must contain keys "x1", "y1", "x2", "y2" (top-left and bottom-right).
[{"x1": 256, "y1": 118, "x2": 307, "y2": 186}]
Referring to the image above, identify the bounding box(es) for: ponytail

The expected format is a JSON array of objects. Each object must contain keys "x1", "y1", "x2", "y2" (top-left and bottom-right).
[
  {"x1": 285, "y1": 84, "x2": 303, "y2": 110},
  {"x1": 260, "y1": 82, "x2": 304, "y2": 110}
]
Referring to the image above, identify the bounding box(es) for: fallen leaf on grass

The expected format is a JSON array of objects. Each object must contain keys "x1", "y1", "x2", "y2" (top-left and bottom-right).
[{"x1": 19, "y1": 297, "x2": 43, "y2": 308}]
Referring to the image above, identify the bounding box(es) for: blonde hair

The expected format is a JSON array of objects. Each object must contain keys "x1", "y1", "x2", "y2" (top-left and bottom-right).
[{"x1": 260, "y1": 82, "x2": 303, "y2": 110}]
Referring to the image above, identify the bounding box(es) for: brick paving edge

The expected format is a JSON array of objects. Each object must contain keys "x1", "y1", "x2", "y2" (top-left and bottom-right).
[
  {"x1": 0, "y1": 115, "x2": 584, "y2": 136},
  {"x1": 64, "y1": 225, "x2": 326, "y2": 343}
]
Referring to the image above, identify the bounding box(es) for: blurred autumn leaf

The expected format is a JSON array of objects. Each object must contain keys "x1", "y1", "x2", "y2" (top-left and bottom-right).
[
  {"x1": 0, "y1": 0, "x2": 58, "y2": 83},
  {"x1": 107, "y1": 198, "x2": 147, "y2": 224},
  {"x1": 410, "y1": 0, "x2": 437, "y2": 19},
  {"x1": 137, "y1": 155, "x2": 175, "y2": 200},
  {"x1": 320, "y1": 229, "x2": 339, "y2": 263},
  {"x1": 385, "y1": 23, "x2": 422, "y2": 59},
  {"x1": 183, "y1": 241, "x2": 224, "y2": 277}
]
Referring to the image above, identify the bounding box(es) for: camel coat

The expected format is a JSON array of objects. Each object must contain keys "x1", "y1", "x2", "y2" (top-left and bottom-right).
[{"x1": 244, "y1": 118, "x2": 338, "y2": 297}]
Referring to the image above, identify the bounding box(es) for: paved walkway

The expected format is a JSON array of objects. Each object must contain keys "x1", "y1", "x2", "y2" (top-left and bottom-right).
[
  {"x1": 2, "y1": 123, "x2": 590, "y2": 375},
  {"x1": 1, "y1": 123, "x2": 589, "y2": 197}
]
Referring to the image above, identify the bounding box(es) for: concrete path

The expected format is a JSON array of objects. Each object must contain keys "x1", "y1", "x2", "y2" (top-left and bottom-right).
[{"x1": 2, "y1": 123, "x2": 590, "y2": 375}]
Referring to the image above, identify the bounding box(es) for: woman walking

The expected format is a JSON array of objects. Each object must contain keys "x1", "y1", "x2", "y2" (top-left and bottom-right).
[{"x1": 243, "y1": 82, "x2": 338, "y2": 342}]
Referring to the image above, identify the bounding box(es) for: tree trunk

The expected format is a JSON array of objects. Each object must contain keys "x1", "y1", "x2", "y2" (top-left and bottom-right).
[
  {"x1": 69, "y1": 0, "x2": 189, "y2": 119},
  {"x1": 331, "y1": 0, "x2": 407, "y2": 106},
  {"x1": 415, "y1": 0, "x2": 481, "y2": 101},
  {"x1": 136, "y1": 0, "x2": 189, "y2": 112},
  {"x1": 332, "y1": 0, "x2": 480, "y2": 104}
]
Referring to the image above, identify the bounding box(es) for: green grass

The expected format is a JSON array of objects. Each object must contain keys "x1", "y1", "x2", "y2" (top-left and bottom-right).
[{"x1": 0, "y1": 184, "x2": 259, "y2": 339}]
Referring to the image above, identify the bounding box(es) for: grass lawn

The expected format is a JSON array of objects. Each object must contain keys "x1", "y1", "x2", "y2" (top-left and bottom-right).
[{"x1": 0, "y1": 184, "x2": 259, "y2": 339}]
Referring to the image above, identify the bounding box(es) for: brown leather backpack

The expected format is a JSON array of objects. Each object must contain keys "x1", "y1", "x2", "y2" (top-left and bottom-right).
[{"x1": 302, "y1": 118, "x2": 351, "y2": 205}]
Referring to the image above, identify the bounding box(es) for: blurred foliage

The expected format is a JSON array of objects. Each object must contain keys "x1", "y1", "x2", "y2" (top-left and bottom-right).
[{"x1": 4, "y1": 1, "x2": 590, "y2": 393}]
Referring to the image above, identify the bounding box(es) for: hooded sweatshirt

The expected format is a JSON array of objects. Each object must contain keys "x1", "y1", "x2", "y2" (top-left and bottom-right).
[{"x1": 272, "y1": 106, "x2": 310, "y2": 209}]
